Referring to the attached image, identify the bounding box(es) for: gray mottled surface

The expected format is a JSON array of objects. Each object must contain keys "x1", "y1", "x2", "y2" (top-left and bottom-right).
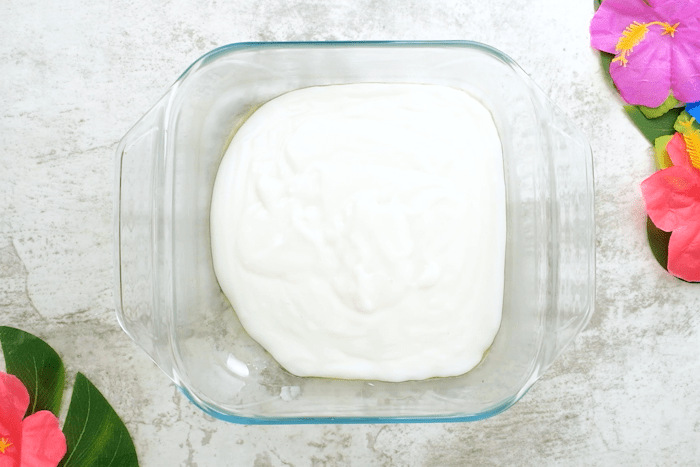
[{"x1": 2, "y1": 0, "x2": 699, "y2": 465}]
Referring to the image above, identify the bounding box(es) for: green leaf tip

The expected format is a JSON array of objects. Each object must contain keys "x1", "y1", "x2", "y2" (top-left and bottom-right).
[
  {"x1": 638, "y1": 92, "x2": 681, "y2": 119},
  {"x1": 0, "y1": 326, "x2": 65, "y2": 417},
  {"x1": 653, "y1": 134, "x2": 674, "y2": 169},
  {"x1": 59, "y1": 372, "x2": 139, "y2": 467},
  {"x1": 674, "y1": 111, "x2": 700, "y2": 135},
  {"x1": 624, "y1": 105, "x2": 683, "y2": 143},
  {"x1": 647, "y1": 216, "x2": 671, "y2": 272}
]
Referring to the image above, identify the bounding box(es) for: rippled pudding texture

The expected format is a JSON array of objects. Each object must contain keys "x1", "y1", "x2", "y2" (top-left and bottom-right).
[{"x1": 210, "y1": 83, "x2": 506, "y2": 382}]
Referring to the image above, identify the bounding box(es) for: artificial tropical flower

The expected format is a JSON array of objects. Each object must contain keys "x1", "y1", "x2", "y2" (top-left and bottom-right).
[
  {"x1": 0, "y1": 371, "x2": 66, "y2": 467},
  {"x1": 590, "y1": 0, "x2": 700, "y2": 107},
  {"x1": 641, "y1": 120, "x2": 700, "y2": 281}
]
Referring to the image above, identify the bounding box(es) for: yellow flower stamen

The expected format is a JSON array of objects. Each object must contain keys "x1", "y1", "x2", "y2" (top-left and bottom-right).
[
  {"x1": 661, "y1": 22, "x2": 679, "y2": 37},
  {"x1": 680, "y1": 118, "x2": 700, "y2": 170},
  {"x1": 612, "y1": 21, "x2": 679, "y2": 67},
  {"x1": 613, "y1": 21, "x2": 650, "y2": 66},
  {"x1": 0, "y1": 437, "x2": 12, "y2": 454}
]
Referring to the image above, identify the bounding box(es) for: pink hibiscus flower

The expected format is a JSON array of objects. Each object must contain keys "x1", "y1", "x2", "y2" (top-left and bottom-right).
[
  {"x1": 641, "y1": 126, "x2": 700, "y2": 281},
  {"x1": 0, "y1": 372, "x2": 66, "y2": 467},
  {"x1": 590, "y1": 0, "x2": 700, "y2": 107}
]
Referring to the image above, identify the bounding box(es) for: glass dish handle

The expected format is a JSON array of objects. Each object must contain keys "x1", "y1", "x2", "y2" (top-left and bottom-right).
[
  {"x1": 540, "y1": 107, "x2": 596, "y2": 372},
  {"x1": 114, "y1": 92, "x2": 175, "y2": 378}
]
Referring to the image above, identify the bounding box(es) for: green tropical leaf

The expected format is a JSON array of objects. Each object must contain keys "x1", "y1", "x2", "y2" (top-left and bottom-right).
[
  {"x1": 624, "y1": 105, "x2": 683, "y2": 143},
  {"x1": 646, "y1": 216, "x2": 671, "y2": 272},
  {"x1": 653, "y1": 134, "x2": 674, "y2": 169},
  {"x1": 58, "y1": 373, "x2": 138, "y2": 467},
  {"x1": 0, "y1": 326, "x2": 65, "y2": 417},
  {"x1": 0, "y1": 328, "x2": 139, "y2": 465},
  {"x1": 598, "y1": 51, "x2": 616, "y2": 89},
  {"x1": 674, "y1": 110, "x2": 700, "y2": 134},
  {"x1": 639, "y1": 92, "x2": 681, "y2": 119}
]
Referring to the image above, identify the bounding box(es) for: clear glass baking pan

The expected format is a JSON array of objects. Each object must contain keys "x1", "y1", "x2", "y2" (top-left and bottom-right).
[{"x1": 114, "y1": 41, "x2": 595, "y2": 424}]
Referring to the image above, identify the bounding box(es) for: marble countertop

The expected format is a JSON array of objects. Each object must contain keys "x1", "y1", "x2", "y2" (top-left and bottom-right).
[{"x1": 2, "y1": 0, "x2": 699, "y2": 465}]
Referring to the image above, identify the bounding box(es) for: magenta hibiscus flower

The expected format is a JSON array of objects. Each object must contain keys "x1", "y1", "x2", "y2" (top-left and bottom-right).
[
  {"x1": 641, "y1": 123, "x2": 700, "y2": 281},
  {"x1": 0, "y1": 371, "x2": 66, "y2": 467},
  {"x1": 590, "y1": 0, "x2": 700, "y2": 107}
]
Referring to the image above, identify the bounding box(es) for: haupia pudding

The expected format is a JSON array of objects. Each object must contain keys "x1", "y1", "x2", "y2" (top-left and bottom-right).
[{"x1": 210, "y1": 83, "x2": 506, "y2": 382}]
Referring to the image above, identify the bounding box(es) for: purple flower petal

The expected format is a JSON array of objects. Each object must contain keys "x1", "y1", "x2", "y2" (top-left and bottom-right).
[
  {"x1": 670, "y1": 20, "x2": 700, "y2": 104},
  {"x1": 609, "y1": 33, "x2": 672, "y2": 107},
  {"x1": 590, "y1": 0, "x2": 657, "y2": 54},
  {"x1": 645, "y1": 0, "x2": 677, "y2": 10},
  {"x1": 654, "y1": 0, "x2": 700, "y2": 24}
]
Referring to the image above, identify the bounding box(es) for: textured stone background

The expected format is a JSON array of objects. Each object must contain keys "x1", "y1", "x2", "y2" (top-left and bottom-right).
[{"x1": 2, "y1": 0, "x2": 699, "y2": 465}]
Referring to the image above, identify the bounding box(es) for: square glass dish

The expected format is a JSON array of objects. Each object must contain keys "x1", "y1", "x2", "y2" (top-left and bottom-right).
[{"x1": 115, "y1": 41, "x2": 595, "y2": 424}]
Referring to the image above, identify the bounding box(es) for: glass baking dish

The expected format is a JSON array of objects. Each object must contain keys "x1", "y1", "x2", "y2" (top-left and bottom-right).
[{"x1": 114, "y1": 41, "x2": 595, "y2": 424}]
